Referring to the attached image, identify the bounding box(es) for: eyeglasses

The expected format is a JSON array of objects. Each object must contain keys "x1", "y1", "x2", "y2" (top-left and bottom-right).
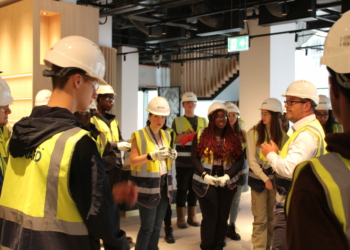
[
  {"x1": 0, "y1": 105, "x2": 10, "y2": 111},
  {"x1": 83, "y1": 74, "x2": 99, "y2": 90},
  {"x1": 215, "y1": 115, "x2": 227, "y2": 120},
  {"x1": 76, "y1": 110, "x2": 90, "y2": 116},
  {"x1": 228, "y1": 114, "x2": 238, "y2": 118},
  {"x1": 316, "y1": 113, "x2": 329, "y2": 118},
  {"x1": 284, "y1": 100, "x2": 306, "y2": 106},
  {"x1": 183, "y1": 101, "x2": 197, "y2": 105},
  {"x1": 105, "y1": 97, "x2": 115, "y2": 104},
  {"x1": 260, "y1": 112, "x2": 271, "y2": 117}
]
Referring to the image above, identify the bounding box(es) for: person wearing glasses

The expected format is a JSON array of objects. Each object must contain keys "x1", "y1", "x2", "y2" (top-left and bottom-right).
[
  {"x1": 0, "y1": 36, "x2": 137, "y2": 249},
  {"x1": 286, "y1": 11, "x2": 350, "y2": 250},
  {"x1": 192, "y1": 102, "x2": 244, "y2": 250},
  {"x1": 225, "y1": 102, "x2": 247, "y2": 241},
  {"x1": 172, "y1": 92, "x2": 208, "y2": 229},
  {"x1": 92, "y1": 85, "x2": 131, "y2": 183},
  {"x1": 0, "y1": 77, "x2": 13, "y2": 196},
  {"x1": 247, "y1": 98, "x2": 288, "y2": 250},
  {"x1": 261, "y1": 80, "x2": 326, "y2": 250},
  {"x1": 315, "y1": 94, "x2": 343, "y2": 134}
]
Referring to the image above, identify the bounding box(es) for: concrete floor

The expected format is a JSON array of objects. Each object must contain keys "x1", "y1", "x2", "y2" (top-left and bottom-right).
[{"x1": 120, "y1": 191, "x2": 254, "y2": 250}]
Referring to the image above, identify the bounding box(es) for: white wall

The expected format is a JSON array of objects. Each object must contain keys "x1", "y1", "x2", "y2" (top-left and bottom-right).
[
  {"x1": 139, "y1": 65, "x2": 170, "y2": 87},
  {"x1": 99, "y1": 16, "x2": 112, "y2": 47},
  {"x1": 116, "y1": 46, "x2": 139, "y2": 140}
]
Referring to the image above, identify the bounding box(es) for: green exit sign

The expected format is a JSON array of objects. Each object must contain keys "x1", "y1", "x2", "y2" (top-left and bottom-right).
[{"x1": 227, "y1": 36, "x2": 249, "y2": 52}]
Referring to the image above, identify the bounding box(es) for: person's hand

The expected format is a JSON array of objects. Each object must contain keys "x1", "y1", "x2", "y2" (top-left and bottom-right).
[
  {"x1": 265, "y1": 179, "x2": 274, "y2": 190},
  {"x1": 204, "y1": 174, "x2": 220, "y2": 186},
  {"x1": 261, "y1": 140, "x2": 279, "y2": 157},
  {"x1": 217, "y1": 174, "x2": 230, "y2": 187},
  {"x1": 117, "y1": 141, "x2": 131, "y2": 151},
  {"x1": 112, "y1": 181, "x2": 138, "y2": 208},
  {"x1": 183, "y1": 129, "x2": 194, "y2": 137},
  {"x1": 169, "y1": 148, "x2": 177, "y2": 160},
  {"x1": 149, "y1": 147, "x2": 171, "y2": 160}
]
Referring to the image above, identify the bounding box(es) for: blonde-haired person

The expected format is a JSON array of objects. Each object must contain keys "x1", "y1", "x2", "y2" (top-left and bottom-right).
[
  {"x1": 225, "y1": 102, "x2": 248, "y2": 241},
  {"x1": 130, "y1": 96, "x2": 177, "y2": 250},
  {"x1": 247, "y1": 98, "x2": 288, "y2": 250}
]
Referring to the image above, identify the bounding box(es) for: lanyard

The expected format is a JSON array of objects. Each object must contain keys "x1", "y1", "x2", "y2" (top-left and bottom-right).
[{"x1": 148, "y1": 126, "x2": 163, "y2": 148}]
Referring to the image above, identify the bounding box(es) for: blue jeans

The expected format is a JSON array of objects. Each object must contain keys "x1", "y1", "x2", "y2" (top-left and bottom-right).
[
  {"x1": 135, "y1": 178, "x2": 169, "y2": 250},
  {"x1": 229, "y1": 184, "x2": 243, "y2": 224}
]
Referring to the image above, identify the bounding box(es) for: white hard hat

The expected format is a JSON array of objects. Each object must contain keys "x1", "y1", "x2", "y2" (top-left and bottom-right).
[
  {"x1": 35, "y1": 89, "x2": 51, "y2": 106},
  {"x1": 315, "y1": 95, "x2": 332, "y2": 110},
  {"x1": 181, "y1": 92, "x2": 198, "y2": 103},
  {"x1": 225, "y1": 102, "x2": 240, "y2": 114},
  {"x1": 260, "y1": 98, "x2": 283, "y2": 113},
  {"x1": 208, "y1": 102, "x2": 228, "y2": 116},
  {"x1": 44, "y1": 36, "x2": 107, "y2": 85},
  {"x1": 0, "y1": 77, "x2": 13, "y2": 106},
  {"x1": 89, "y1": 99, "x2": 97, "y2": 110},
  {"x1": 146, "y1": 96, "x2": 170, "y2": 116},
  {"x1": 97, "y1": 84, "x2": 116, "y2": 95},
  {"x1": 282, "y1": 80, "x2": 319, "y2": 105},
  {"x1": 321, "y1": 10, "x2": 350, "y2": 75}
]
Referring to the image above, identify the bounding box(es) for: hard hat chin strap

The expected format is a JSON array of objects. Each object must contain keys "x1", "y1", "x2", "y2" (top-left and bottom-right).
[
  {"x1": 336, "y1": 73, "x2": 350, "y2": 90},
  {"x1": 42, "y1": 67, "x2": 81, "y2": 78}
]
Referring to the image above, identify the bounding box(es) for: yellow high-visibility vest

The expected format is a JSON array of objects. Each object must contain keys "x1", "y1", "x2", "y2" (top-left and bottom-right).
[{"x1": 0, "y1": 127, "x2": 89, "y2": 236}]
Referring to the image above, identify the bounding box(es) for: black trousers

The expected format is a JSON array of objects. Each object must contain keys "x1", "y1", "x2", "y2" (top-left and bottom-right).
[
  {"x1": 164, "y1": 203, "x2": 172, "y2": 227},
  {"x1": 198, "y1": 185, "x2": 237, "y2": 250},
  {"x1": 176, "y1": 166, "x2": 198, "y2": 207}
]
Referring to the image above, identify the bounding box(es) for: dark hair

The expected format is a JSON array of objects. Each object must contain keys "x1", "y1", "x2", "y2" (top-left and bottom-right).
[
  {"x1": 51, "y1": 65, "x2": 87, "y2": 90},
  {"x1": 97, "y1": 94, "x2": 112, "y2": 103},
  {"x1": 233, "y1": 117, "x2": 246, "y2": 143},
  {"x1": 327, "y1": 67, "x2": 350, "y2": 102},
  {"x1": 196, "y1": 110, "x2": 242, "y2": 163},
  {"x1": 255, "y1": 111, "x2": 284, "y2": 148},
  {"x1": 320, "y1": 110, "x2": 340, "y2": 134},
  {"x1": 146, "y1": 113, "x2": 167, "y2": 128}
]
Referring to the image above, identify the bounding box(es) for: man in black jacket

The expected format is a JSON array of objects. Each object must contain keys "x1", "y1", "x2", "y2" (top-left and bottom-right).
[{"x1": 0, "y1": 36, "x2": 137, "y2": 250}]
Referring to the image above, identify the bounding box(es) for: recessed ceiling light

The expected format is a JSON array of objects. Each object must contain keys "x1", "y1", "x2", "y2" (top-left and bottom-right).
[{"x1": 42, "y1": 12, "x2": 47, "y2": 15}]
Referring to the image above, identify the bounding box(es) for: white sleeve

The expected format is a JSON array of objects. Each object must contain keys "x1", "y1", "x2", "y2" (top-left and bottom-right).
[{"x1": 266, "y1": 130, "x2": 318, "y2": 178}]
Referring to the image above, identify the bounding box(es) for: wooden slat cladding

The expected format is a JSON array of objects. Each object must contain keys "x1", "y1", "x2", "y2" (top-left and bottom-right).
[
  {"x1": 99, "y1": 46, "x2": 117, "y2": 87},
  {"x1": 170, "y1": 40, "x2": 238, "y2": 98}
]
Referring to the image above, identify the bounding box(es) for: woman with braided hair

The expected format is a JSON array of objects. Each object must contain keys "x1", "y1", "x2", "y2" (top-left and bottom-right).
[{"x1": 191, "y1": 102, "x2": 245, "y2": 250}]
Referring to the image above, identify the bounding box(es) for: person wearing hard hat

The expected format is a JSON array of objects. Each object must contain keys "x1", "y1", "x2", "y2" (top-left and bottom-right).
[
  {"x1": 246, "y1": 98, "x2": 288, "y2": 250},
  {"x1": 34, "y1": 89, "x2": 52, "y2": 106},
  {"x1": 0, "y1": 36, "x2": 137, "y2": 250},
  {"x1": 225, "y1": 102, "x2": 247, "y2": 241},
  {"x1": 0, "y1": 77, "x2": 13, "y2": 195},
  {"x1": 129, "y1": 96, "x2": 177, "y2": 250},
  {"x1": 191, "y1": 102, "x2": 244, "y2": 250},
  {"x1": 92, "y1": 85, "x2": 131, "y2": 182},
  {"x1": 171, "y1": 91, "x2": 208, "y2": 229},
  {"x1": 315, "y1": 94, "x2": 343, "y2": 134},
  {"x1": 260, "y1": 80, "x2": 326, "y2": 250},
  {"x1": 286, "y1": 10, "x2": 350, "y2": 250}
]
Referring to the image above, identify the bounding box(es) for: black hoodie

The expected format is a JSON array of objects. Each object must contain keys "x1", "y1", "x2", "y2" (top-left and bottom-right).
[{"x1": 4, "y1": 106, "x2": 129, "y2": 250}]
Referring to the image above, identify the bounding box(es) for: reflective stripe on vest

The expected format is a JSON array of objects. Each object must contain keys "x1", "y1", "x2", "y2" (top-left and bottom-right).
[
  {"x1": 130, "y1": 128, "x2": 173, "y2": 208},
  {"x1": 192, "y1": 130, "x2": 245, "y2": 197},
  {"x1": 275, "y1": 119, "x2": 325, "y2": 211},
  {"x1": 0, "y1": 127, "x2": 89, "y2": 236},
  {"x1": 88, "y1": 132, "x2": 107, "y2": 157},
  {"x1": 333, "y1": 124, "x2": 344, "y2": 133},
  {"x1": 91, "y1": 116, "x2": 119, "y2": 142},
  {"x1": 286, "y1": 153, "x2": 350, "y2": 245}
]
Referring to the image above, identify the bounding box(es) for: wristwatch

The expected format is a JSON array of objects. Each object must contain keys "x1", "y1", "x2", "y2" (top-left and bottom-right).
[{"x1": 147, "y1": 153, "x2": 153, "y2": 161}]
